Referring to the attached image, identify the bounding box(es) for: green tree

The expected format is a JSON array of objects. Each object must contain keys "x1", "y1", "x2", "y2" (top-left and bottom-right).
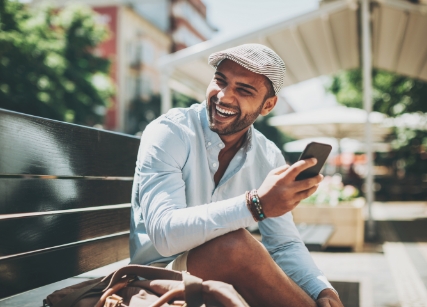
[
  {"x1": 253, "y1": 113, "x2": 294, "y2": 154},
  {"x1": 328, "y1": 69, "x2": 427, "y2": 115},
  {"x1": 125, "y1": 92, "x2": 200, "y2": 135},
  {"x1": 173, "y1": 91, "x2": 199, "y2": 109},
  {"x1": 126, "y1": 94, "x2": 161, "y2": 135},
  {"x1": 0, "y1": 0, "x2": 114, "y2": 126},
  {"x1": 328, "y1": 69, "x2": 427, "y2": 176}
]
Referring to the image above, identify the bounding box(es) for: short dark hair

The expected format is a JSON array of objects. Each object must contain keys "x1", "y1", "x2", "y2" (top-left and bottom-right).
[{"x1": 264, "y1": 78, "x2": 275, "y2": 101}]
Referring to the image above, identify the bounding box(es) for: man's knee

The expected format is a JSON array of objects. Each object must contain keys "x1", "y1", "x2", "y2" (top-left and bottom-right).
[
  {"x1": 187, "y1": 229, "x2": 272, "y2": 283},
  {"x1": 208, "y1": 229, "x2": 266, "y2": 263}
]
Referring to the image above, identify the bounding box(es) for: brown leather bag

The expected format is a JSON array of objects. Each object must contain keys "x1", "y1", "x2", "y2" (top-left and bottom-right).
[{"x1": 43, "y1": 265, "x2": 249, "y2": 307}]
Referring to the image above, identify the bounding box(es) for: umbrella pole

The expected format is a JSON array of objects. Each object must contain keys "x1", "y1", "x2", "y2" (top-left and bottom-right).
[
  {"x1": 161, "y1": 69, "x2": 173, "y2": 114},
  {"x1": 362, "y1": 0, "x2": 375, "y2": 239},
  {"x1": 337, "y1": 138, "x2": 342, "y2": 174}
]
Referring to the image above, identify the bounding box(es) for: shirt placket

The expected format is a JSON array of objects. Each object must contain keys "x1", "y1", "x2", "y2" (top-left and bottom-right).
[{"x1": 206, "y1": 140, "x2": 222, "y2": 201}]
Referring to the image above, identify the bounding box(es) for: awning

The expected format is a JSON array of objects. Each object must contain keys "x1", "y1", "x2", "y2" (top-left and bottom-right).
[{"x1": 158, "y1": 0, "x2": 427, "y2": 105}]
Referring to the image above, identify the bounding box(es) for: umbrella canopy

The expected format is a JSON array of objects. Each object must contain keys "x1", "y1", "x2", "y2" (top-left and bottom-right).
[
  {"x1": 268, "y1": 105, "x2": 392, "y2": 142},
  {"x1": 158, "y1": 0, "x2": 427, "y2": 106},
  {"x1": 283, "y1": 137, "x2": 391, "y2": 153}
]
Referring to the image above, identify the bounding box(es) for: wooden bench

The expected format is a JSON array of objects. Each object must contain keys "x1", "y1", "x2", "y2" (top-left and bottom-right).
[
  {"x1": 0, "y1": 108, "x2": 356, "y2": 306},
  {"x1": 0, "y1": 108, "x2": 140, "y2": 304}
]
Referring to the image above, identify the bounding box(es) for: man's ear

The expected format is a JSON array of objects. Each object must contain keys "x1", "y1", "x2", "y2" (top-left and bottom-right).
[{"x1": 260, "y1": 96, "x2": 277, "y2": 116}]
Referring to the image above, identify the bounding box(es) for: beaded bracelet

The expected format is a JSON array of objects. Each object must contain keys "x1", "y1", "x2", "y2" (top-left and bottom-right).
[
  {"x1": 245, "y1": 189, "x2": 266, "y2": 222},
  {"x1": 250, "y1": 189, "x2": 266, "y2": 221},
  {"x1": 245, "y1": 191, "x2": 259, "y2": 222}
]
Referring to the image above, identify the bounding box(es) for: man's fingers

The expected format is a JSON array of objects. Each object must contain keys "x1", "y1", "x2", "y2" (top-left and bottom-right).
[
  {"x1": 279, "y1": 158, "x2": 317, "y2": 180},
  {"x1": 291, "y1": 175, "x2": 323, "y2": 192},
  {"x1": 270, "y1": 164, "x2": 290, "y2": 175},
  {"x1": 295, "y1": 184, "x2": 319, "y2": 201},
  {"x1": 316, "y1": 298, "x2": 333, "y2": 307}
]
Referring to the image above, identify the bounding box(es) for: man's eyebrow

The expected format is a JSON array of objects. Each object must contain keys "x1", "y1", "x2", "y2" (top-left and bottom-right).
[
  {"x1": 215, "y1": 71, "x2": 227, "y2": 79},
  {"x1": 215, "y1": 71, "x2": 258, "y2": 93},
  {"x1": 236, "y1": 82, "x2": 258, "y2": 93}
]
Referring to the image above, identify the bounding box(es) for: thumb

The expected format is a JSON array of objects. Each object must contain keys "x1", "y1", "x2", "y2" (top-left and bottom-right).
[{"x1": 270, "y1": 164, "x2": 290, "y2": 176}]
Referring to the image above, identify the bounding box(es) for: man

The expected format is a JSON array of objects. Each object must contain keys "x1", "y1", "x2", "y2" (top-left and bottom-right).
[{"x1": 130, "y1": 44, "x2": 343, "y2": 307}]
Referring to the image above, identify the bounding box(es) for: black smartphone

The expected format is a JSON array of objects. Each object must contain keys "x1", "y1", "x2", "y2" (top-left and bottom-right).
[{"x1": 295, "y1": 142, "x2": 332, "y2": 181}]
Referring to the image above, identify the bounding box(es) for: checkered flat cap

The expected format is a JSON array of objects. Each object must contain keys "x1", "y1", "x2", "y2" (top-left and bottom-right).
[{"x1": 208, "y1": 43, "x2": 286, "y2": 95}]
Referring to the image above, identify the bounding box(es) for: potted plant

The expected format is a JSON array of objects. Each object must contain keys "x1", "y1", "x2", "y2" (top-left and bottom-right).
[{"x1": 292, "y1": 174, "x2": 365, "y2": 252}]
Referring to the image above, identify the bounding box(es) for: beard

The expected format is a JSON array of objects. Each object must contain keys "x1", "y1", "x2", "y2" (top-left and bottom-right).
[{"x1": 207, "y1": 95, "x2": 264, "y2": 136}]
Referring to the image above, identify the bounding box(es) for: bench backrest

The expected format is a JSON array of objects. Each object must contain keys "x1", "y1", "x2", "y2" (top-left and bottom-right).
[{"x1": 0, "y1": 108, "x2": 140, "y2": 298}]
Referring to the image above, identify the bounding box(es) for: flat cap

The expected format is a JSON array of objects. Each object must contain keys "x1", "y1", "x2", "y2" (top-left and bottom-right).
[{"x1": 208, "y1": 43, "x2": 286, "y2": 95}]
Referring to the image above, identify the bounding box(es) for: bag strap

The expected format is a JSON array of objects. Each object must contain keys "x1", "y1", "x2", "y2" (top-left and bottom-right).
[
  {"x1": 148, "y1": 273, "x2": 203, "y2": 307},
  {"x1": 103, "y1": 265, "x2": 183, "y2": 290},
  {"x1": 183, "y1": 273, "x2": 203, "y2": 307},
  {"x1": 55, "y1": 265, "x2": 204, "y2": 307},
  {"x1": 106, "y1": 265, "x2": 204, "y2": 306}
]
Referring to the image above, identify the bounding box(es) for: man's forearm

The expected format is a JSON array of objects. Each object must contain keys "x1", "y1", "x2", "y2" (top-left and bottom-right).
[
  {"x1": 143, "y1": 194, "x2": 255, "y2": 256},
  {"x1": 268, "y1": 240, "x2": 336, "y2": 301}
]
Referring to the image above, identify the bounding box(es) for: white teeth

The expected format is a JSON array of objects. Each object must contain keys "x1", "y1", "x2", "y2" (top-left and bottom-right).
[{"x1": 216, "y1": 105, "x2": 236, "y2": 116}]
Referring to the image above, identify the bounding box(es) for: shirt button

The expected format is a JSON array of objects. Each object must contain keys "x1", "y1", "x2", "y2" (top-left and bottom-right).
[
  {"x1": 219, "y1": 143, "x2": 224, "y2": 148},
  {"x1": 212, "y1": 163, "x2": 217, "y2": 168},
  {"x1": 207, "y1": 142, "x2": 211, "y2": 146}
]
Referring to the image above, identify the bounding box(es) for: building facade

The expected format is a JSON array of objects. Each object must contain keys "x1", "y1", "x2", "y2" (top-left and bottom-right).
[
  {"x1": 32, "y1": 0, "x2": 215, "y2": 132},
  {"x1": 171, "y1": 0, "x2": 216, "y2": 51}
]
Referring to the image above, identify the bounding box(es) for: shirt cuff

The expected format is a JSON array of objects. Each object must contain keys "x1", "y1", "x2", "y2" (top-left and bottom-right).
[
  {"x1": 208, "y1": 193, "x2": 257, "y2": 229},
  {"x1": 301, "y1": 275, "x2": 337, "y2": 301}
]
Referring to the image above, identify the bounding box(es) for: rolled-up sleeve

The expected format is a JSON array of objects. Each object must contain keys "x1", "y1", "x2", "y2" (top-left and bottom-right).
[
  {"x1": 257, "y1": 154, "x2": 335, "y2": 300},
  {"x1": 133, "y1": 119, "x2": 255, "y2": 257}
]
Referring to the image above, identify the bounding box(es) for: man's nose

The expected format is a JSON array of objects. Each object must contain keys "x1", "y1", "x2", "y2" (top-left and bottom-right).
[{"x1": 217, "y1": 85, "x2": 234, "y2": 103}]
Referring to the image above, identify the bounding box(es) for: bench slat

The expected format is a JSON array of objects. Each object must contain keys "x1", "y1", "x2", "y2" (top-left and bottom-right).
[
  {"x1": 0, "y1": 234, "x2": 129, "y2": 299},
  {"x1": 0, "y1": 178, "x2": 132, "y2": 214},
  {"x1": 0, "y1": 208, "x2": 130, "y2": 257},
  {"x1": 0, "y1": 109, "x2": 140, "y2": 177}
]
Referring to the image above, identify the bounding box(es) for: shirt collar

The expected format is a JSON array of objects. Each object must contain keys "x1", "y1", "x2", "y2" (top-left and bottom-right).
[{"x1": 200, "y1": 101, "x2": 254, "y2": 154}]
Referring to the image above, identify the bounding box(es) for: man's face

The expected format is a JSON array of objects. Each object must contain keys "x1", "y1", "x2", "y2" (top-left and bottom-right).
[{"x1": 206, "y1": 59, "x2": 273, "y2": 136}]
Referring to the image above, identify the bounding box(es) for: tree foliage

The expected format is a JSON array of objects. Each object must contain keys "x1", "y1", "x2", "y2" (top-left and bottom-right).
[
  {"x1": 328, "y1": 68, "x2": 427, "y2": 176},
  {"x1": 253, "y1": 113, "x2": 294, "y2": 154},
  {"x1": 0, "y1": 0, "x2": 114, "y2": 126},
  {"x1": 125, "y1": 92, "x2": 200, "y2": 135},
  {"x1": 328, "y1": 68, "x2": 427, "y2": 116}
]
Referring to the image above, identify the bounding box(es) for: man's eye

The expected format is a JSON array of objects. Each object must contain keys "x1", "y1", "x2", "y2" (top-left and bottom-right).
[
  {"x1": 239, "y1": 88, "x2": 252, "y2": 95},
  {"x1": 215, "y1": 78, "x2": 225, "y2": 84}
]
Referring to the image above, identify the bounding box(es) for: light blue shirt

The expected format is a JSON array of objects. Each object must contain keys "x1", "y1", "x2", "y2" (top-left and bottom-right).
[{"x1": 130, "y1": 102, "x2": 334, "y2": 300}]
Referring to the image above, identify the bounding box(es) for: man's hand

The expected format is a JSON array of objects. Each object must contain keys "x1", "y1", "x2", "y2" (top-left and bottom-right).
[
  {"x1": 316, "y1": 289, "x2": 344, "y2": 307},
  {"x1": 257, "y1": 158, "x2": 323, "y2": 218}
]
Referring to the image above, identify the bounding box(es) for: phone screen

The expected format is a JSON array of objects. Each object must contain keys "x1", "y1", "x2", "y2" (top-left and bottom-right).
[{"x1": 295, "y1": 142, "x2": 332, "y2": 181}]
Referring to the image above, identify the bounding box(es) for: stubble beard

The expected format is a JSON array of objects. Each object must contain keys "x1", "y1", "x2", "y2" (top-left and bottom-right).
[{"x1": 207, "y1": 96, "x2": 264, "y2": 136}]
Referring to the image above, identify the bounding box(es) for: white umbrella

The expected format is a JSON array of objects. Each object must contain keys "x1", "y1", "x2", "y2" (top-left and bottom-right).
[
  {"x1": 270, "y1": 105, "x2": 392, "y2": 177},
  {"x1": 385, "y1": 112, "x2": 427, "y2": 131},
  {"x1": 268, "y1": 105, "x2": 392, "y2": 143},
  {"x1": 283, "y1": 137, "x2": 391, "y2": 153}
]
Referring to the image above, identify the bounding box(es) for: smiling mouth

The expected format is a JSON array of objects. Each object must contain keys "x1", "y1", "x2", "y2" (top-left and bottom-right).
[{"x1": 215, "y1": 104, "x2": 238, "y2": 118}]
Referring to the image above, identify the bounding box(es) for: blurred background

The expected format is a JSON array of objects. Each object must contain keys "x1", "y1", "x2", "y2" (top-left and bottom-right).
[
  {"x1": 2, "y1": 0, "x2": 426, "y2": 202},
  {"x1": 2, "y1": 0, "x2": 427, "y2": 305}
]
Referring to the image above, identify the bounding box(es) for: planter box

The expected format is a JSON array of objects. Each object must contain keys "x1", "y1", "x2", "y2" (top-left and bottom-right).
[{"x1": 292, "y1": 199, "x2": 365, "y2": 252}]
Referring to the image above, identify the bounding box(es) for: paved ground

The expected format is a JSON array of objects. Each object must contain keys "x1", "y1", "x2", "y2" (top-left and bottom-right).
[{"x1": 312, "y1": 201, "x2": 427, "y2": 307}]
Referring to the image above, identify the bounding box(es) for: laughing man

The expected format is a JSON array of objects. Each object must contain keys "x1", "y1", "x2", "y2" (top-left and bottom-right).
[{"x1": 130, "y1": 44, "x2": 344, "y2": 307}]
